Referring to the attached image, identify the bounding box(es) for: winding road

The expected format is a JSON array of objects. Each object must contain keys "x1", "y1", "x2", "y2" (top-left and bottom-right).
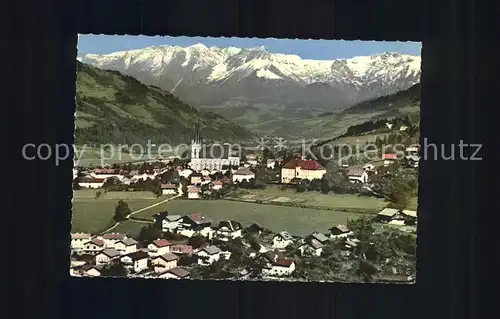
[{"x1": 101, "y1": 194, "x2": 181, "y2": 234}]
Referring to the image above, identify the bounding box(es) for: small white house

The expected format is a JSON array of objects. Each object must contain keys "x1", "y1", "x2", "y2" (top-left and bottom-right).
[
  {"x1": 200, "y1": 169, "x2": 211, "y2": 177},
  {"x1": 177, "y1": 214, "x2": 213, "y2": 238},
  {"x1": 161, "y1": 183, "x2": 178, "y2": 195},
  {"x1": 272, "y1": 231, "x2": 294, "y2": 249},
  {"x1": 158, "y1": 267, "x2": 190, "y2": 280},
  {"x1": 121, "y1": 251, "x2": 149, "y2": 273},
  {"x1": 78, "y1": 177, "x2": 106, "y2": 189},
  {"x1": 346, "y1": 167, "x2": 370, "y2": 184},
  {"x1": 266, "y1": 159, "x2": 276, "y2": 169},
  {"x1": 187, "y1": 186, "x2": 201, "y2": 199},
  {"x1": 196, "y1": 245, "x2": 222, "y2": 265},
  {"x1": 215, "y1": 220, "x2": 243, "y2": 241},
  {"x1": 405, "y1": 155, "x2": 420, "y2": 168},
  {"x1": 179, "y1": 168, "x2": 194, "y2": 179},
  {"x1": 261, "y1": 252, "x2": 296, "y2": 277},
  {"x1": 83, "y1": 238, "x2": 105, "y2": 255},
  {"x1": 161, "y1": 215, "x2": 183, "y2": 232},
  {"x1": 211, "y1": 180, "x2": 224, "y2": 190},
  {"x1": 201, "y1": 176, "x2": 212, "y2": 185},
  {"x1": 405, "y1": 146, "x2": 420, "y2": 156},
  {"x1": 100, "y1": 233, "x2": 127, "y2": 249},
  {"x1": 114, "y1": 238, "x2": 138, "y2": 255},
  {"x1": 246, "y1": 159, "x2": 258, "y2": 167},
  {"x1": 83, "y1": 264, "x2": 105, "y2": 277},
  {"x1": 299, "y1": 232, "x2": 329, "y2": 257},
  {"x1": 151, "y1": 253, "x2": 180, "y2": 273},
  {"x1": 377, "y1": 208, "x2": 417, "y2": 225},
  {"x1": 232, "y1": 167, "x2": 255, "y2": 183},
  {"x1": 148, "y1": 239, "x2": 172, "y2": 256},
  {"x1": 328, "y1": 225, "x2": 354, "y2": 239},
  {"x1": 71, "y1": 233, "x2": 92, "y2": 251},
  {"x1": 95, "y1": 248, "x2": 121, "y2": 264},
  {"x1": 299, "y1": 239, "x2": 324, "y2": 257}
]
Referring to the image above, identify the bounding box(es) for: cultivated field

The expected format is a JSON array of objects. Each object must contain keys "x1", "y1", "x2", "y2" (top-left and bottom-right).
[
  {"x1": 132, "y1": 199, "x2": 366, "y2": 236},
  {"x1": 227, "y1": 186, "x2": 387, "y2": 212},
  {"x1": 71, "y1": 190, "x2": 173, "y2": 234}
]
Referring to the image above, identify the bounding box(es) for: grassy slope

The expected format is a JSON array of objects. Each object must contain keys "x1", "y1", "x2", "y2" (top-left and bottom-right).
[{"x1": 75, "y1": 61, "x2": 252, "y2": 146}]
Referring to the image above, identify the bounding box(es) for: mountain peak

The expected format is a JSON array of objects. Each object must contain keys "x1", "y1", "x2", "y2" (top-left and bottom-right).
[
  {"x1": 189, "y1": 43, "x2": 208, "y2": 50},
  {"x1": 79, "y1": 44, "x2": 421, "y2": 110}
]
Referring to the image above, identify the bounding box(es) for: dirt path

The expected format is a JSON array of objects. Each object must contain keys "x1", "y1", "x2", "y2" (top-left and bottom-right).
[{"x1": 100, "y1": 195, "x2": 180, "y2": 234}]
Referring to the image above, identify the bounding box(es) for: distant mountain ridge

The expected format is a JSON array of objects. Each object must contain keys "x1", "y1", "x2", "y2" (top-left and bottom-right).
[
  {"x1": 75, "y1": 61, "x2": 252, "y2": 146},
  {"x1": 79, "y1": 44, "x2": 421, "y2": 113}
]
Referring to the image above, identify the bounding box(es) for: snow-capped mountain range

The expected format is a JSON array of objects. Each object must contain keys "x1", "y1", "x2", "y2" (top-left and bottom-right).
[{"x1": 79, "y1": 43, "x2": 421, "y2": 112}]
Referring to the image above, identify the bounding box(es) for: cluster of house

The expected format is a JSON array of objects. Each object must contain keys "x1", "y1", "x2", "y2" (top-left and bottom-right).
[
  {"x1": 70, "y1": 233, "x2": 193, "y2": 279},
  {"x1": 70, "y1": 210, "x2": 366, "y2": 279},
  {"x1": 70, "y1": 202, "x2": 417, "y2": 279},
  {"x1": 376, "y1": 208, "x2": 417, "y2": 225},
  {"x1": 74, "y1": 166, "x2": 172, "y2": 189},
  {"x1": 73, "y1": 163, "x2": 260, "y2": 197},
  {"x1": 344, "y1": 146, "x2": 421, "y2": 184}
]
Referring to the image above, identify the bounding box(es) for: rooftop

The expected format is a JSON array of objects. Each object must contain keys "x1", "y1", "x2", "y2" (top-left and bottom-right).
[
  {"x1": 102, "y1": 233, "x2": 126, "y2": 240},
  {"x1": 200, "y1": 245, "x2": 222, "y2": 255},
  {"x1": 218, "y1": 220, "x2": 243, "y2": 231},
  {"x1": 99, "y1": 248, "x2": 121, "y2": 258},
  {"x1": 125, "y1": 251, "x2": 149, "y2": 261},
  {"x1": 71, "y1": 233, "x2": 91, "y2": 239},
  {"x1": 164, "y1": 267, "x2": 190, "y2": 278},
  {"x1": 155, "y1": 252, "x2": 180, "y2": 262},
  {"x1": 152, "y1": 239, "x2": 172, "y2": 248},
  {"x1": 119, "y1": 238, "x2": 138, "y2": 246},
  {"x1": 282, "y1": 159, "x2": 325, "y2": 170},
  {"x1": 233, "y1": 167, "x2": 254, "y2": 176},
  {"x1": 378, "y1": 208, "x2": 400, "y2": 217}
]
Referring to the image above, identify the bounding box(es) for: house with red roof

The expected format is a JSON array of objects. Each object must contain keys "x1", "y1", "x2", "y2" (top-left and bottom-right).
[
  {"x1": 382, "y1": 153, "x2": 398, "y2": 166},
  {"x1": 280, "y1": 158, "x2": 326, "y2": 184},
  {"x1": 261, "y1": 251, "x2": 296, "y2": 277},
  {"x1": 147, "y1": 239, "x2": 172, "y2": 256}
]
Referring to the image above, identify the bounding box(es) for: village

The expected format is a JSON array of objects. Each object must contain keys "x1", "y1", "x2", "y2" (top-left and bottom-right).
[
  {"x1": 71, "y1": 207, "x2": 417, "y2": 281},
  {"x1": 71, "y1": 124, "x2": 420, "y2": 282}
]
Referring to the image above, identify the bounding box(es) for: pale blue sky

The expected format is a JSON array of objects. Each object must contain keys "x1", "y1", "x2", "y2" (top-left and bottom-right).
[{"x1": 77, "y1": 35, "x2": 421, "y2": 60}]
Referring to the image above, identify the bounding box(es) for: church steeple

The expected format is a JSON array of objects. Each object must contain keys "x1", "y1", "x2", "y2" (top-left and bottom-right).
[
  {"x1": 191, "y1": 123, "x2": 202, "y2": 160},
  {"x1": 192, "y1": 123, "x2": 201, "y2": 144}
]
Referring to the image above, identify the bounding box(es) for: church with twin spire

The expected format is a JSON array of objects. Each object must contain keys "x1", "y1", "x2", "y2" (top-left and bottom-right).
[{"x1": 188, "y1": 123, "x2": 240, "y2": 172}]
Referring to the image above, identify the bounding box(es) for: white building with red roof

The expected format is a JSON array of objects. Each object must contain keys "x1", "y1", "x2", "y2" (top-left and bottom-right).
[
  {"x1": 280, "y1": 158, "x2": 326, "y2": 184},
  {"x1": 261, "y1": 251, "x2": 296, "y2": 277}
]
